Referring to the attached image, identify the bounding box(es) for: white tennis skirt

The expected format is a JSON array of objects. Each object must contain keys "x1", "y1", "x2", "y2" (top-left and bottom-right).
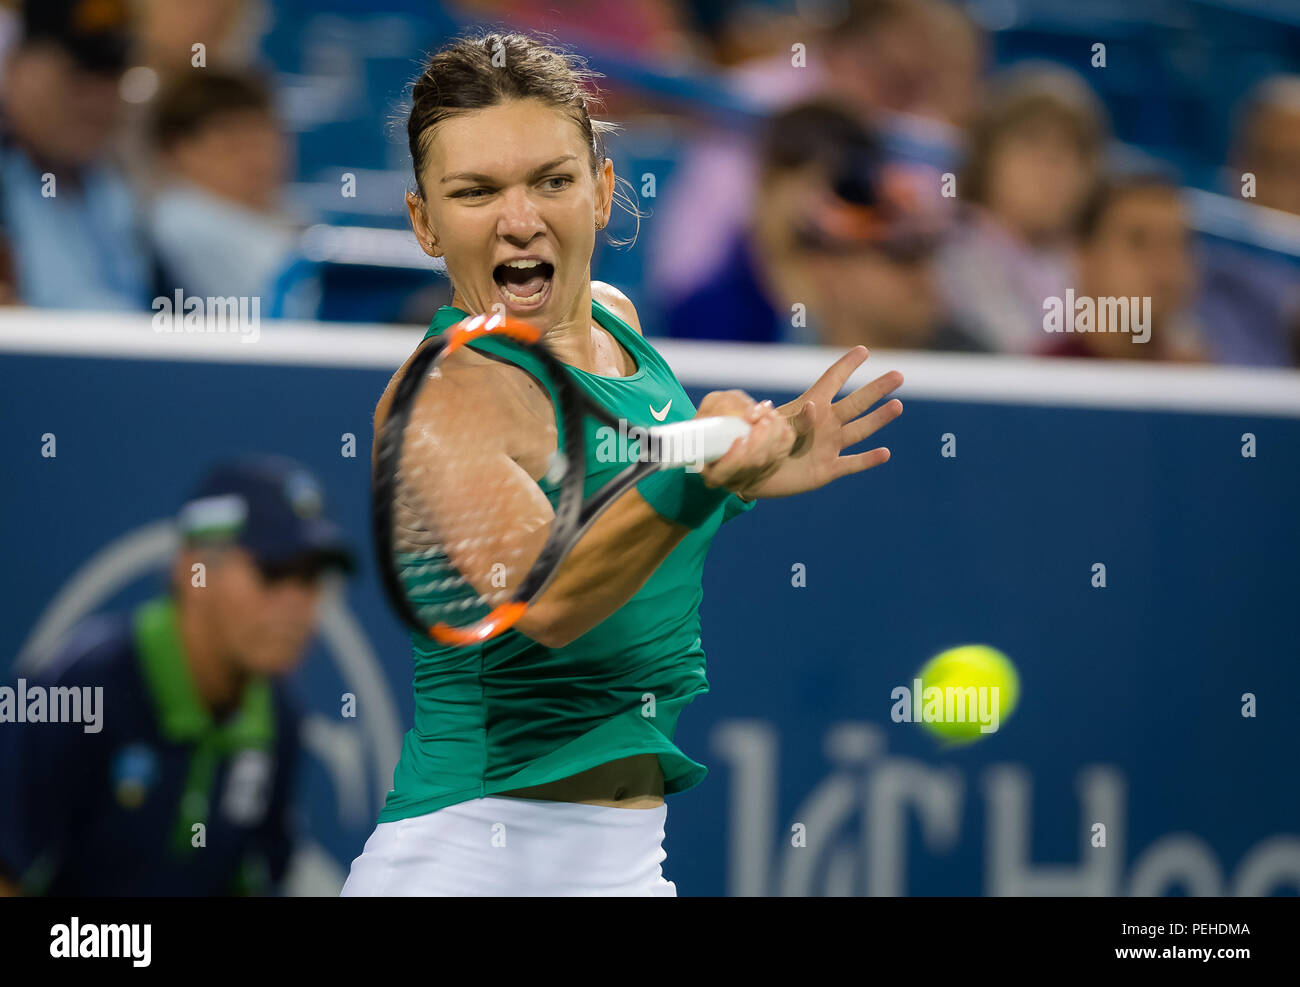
[{"x1": 340, "y1": 795, "x2": 677, "y2": 897}]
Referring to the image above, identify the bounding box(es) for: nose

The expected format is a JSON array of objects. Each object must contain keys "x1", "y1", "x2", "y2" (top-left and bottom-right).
[{"x1": 496, "y1": 185, "x2": 545, "y2": 246}]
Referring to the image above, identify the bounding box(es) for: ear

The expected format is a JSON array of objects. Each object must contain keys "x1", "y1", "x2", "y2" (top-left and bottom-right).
[
  {"x1": 406, "y1": 190, "x2": 443, "y2": 258},
  {"x1": 596, "y1": 158, "x2": 615, "y2": 230}
]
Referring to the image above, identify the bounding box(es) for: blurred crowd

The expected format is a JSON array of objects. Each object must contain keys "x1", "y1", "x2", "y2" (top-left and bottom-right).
[
  {"x1": 643, "y1": 0, "x2": 1300, "y2": 366},
  {"x1": 0, "y1": 0, "x2": 294, "y2": 312},
  {"x1": 0, "y1": 0, "x2": 1297, "y2": 367}
]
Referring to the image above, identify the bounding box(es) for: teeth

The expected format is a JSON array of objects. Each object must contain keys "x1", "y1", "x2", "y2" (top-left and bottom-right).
[
  {"x1": 501, "y1": 284, "x2": 546, "y2": 304},
  {"x1": 503, "y1": 259, "x2": 544, "y2": 269}
]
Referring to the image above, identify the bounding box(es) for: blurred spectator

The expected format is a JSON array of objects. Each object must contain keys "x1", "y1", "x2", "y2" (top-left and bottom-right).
[
  {"x1": 136, "y1": 0, "x2": 268, "y2": 74},
  {"x1": 701, "y1": 0, "x2": 979, "y2": 123},
  {"x1": 1195, "y1": 76, "x2": 1300, "y2": 367},
  {"x1": 911, "y1": 0, "x2": 985, "y2": 131},
  {"x1": 1232, "y1": 74, "x2": 1300, "y2": 218},
  {"x1": 111, "y1": 1, "x2": 271, "y2": 209},
  {"x1": 666, "y1": 100, "x2": 979, "y2": 352},
  {"x1": 146, "y1": 69, "x2": 300, "y2": 301},
  {"x1": 0, "y1": 455, "x2": 354, "y2": 896},
  {"x1": 1042, "y1": 171, "x2": 1205, "y2": 361},
  {"x1": 0, "y1": 0, "x2": 158, "y2": 310},
  {"x1": 1197, "y1": 241, "x2": 1299, "y2": 368},
  {"x1": 0, "y1": 1, "x2": 18, "y2": 69},
  {"x1": 937, "y1": 63, "x2": 1108, "y2": 353},
  {"x1": 649, "y1": 0, "x2": 986, "y2": 316},
  {"x1": 458, "y1": 0, "x2": 701, "y2": 64}
]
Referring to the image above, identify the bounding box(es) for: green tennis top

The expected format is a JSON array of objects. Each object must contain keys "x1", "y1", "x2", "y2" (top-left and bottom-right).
[{"x1": 376, "y1": 296, "x2": 756, "y2": 822}]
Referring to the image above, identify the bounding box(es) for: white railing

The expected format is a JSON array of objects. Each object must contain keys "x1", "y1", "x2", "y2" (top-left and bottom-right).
[{"x1": 2, "y1": 307, "x2": 1298, "y2": 417}]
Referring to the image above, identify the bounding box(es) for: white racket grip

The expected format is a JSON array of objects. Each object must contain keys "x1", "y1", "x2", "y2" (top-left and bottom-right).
[{"x1": 646, "y1": 416, "x2": 752, "y2": 467}]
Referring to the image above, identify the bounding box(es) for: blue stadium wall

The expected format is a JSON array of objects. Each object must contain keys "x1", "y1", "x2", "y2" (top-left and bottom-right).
[{"x1": 1, "y1": 344, "x2": 1297, "y2": 896}]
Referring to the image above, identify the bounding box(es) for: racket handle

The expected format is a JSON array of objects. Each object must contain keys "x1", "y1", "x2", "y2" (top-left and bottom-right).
[{"x1": 646, "y1": 416, "x2": 752, "y2": 467}]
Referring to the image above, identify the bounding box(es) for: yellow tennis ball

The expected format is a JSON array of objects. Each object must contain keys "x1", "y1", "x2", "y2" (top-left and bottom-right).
[{"x1": 915, "y1": 645, "x2": 1020, "y2": 745}]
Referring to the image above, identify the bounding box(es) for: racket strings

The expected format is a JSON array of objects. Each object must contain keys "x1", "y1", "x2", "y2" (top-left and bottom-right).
[{"x1": 389, "y1": 425, "x2": 532, "y2": 629}]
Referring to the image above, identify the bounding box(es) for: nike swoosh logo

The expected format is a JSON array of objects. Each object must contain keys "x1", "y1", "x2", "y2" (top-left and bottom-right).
[{"x1": 649, "y1": 400, "x2": 672, "y2": 421}]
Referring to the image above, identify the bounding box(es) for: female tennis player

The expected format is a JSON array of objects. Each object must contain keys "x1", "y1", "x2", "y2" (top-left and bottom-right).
[{"x1": 341, "y1": 32, "x2": 904, "y2": 896}]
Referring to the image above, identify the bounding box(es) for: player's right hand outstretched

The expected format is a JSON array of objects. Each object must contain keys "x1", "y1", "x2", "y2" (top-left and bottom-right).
[{"x1": 709, "y1": 347, "x2": 904, "y2": 501}]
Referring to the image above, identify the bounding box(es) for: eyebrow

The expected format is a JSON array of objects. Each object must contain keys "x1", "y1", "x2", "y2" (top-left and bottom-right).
[{"x1": 440, "y1": 154, "x2": 580, "y2": 185}]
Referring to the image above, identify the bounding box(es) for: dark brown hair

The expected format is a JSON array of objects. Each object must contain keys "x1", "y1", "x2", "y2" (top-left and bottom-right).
[
  {"x1": 1075, "y1": 168, "x2": 1181, "y2": 242},
  {"x1": 152, "y1": 70, "x2": 275, "y2": 151},
  {"x1": 758, "y1": 99, "x2": 881, "y2": 182},
  {"x1": 405, "y1": 31, "x2": 640, "y2": 245}
]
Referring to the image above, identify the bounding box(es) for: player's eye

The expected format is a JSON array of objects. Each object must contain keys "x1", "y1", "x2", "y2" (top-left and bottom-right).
[
  {"x1": 451, "y1": 187, "x2": 490, "y2": 199},
  {"x1": 542, "y1": 175, "x2": 573, "y2": 192}
]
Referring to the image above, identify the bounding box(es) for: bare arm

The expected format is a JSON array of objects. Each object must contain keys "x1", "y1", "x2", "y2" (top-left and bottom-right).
[
  {"x1": 382, "y1": 359, "x2": 791, "y2": 648},
  {"x1": 526, "y1": 489, "x2": 691, "y2": 647}
]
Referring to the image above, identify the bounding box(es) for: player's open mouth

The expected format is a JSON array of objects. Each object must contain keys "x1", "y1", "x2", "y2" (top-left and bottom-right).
[{"x1": 493, "y1": 259, "x2": 554, "y2": 311}]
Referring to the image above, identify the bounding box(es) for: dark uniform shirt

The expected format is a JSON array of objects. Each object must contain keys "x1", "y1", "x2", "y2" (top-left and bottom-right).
[{"x1": 0, "y1": 597, "x2": 300, "y2": 895}]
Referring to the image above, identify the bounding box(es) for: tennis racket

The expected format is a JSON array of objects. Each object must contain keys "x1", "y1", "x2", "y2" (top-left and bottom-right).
[{"x1": 372, "y1": 310, "x2": 752, "y2": 647}]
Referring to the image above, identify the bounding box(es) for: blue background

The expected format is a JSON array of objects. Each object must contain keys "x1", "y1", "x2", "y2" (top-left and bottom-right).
[{"x1": 1, "y1": 349, "x2": 1296, "y2": 895}]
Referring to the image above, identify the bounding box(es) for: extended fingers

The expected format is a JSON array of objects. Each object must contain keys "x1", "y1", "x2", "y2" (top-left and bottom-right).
[
  {"x1": 834, "y1": 370, "x2": 903, "y2": 425},
  {"x1": 804, "y1": 346, "x2": 870, "y2": 406},
  {"x1": 841, "y1": 397, "x2": 903, "y2": 448},
  {"x1": 834, "y1": 446, "x2": 891, "y2": 480}
]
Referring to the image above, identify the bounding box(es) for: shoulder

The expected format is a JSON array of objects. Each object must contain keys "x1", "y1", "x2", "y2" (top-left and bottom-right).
[
  {"x1": 33, "y1": 613, "x2": 136, "y2": 687},
  {"x1": 373, "y1": 336, "x2": 510, "y2": 443},
  {"x1": 592, "y1": 281, "x2": 643, "y2": 336},
  {"x1": 372, "y1": 336, "x2": 548, "y2": 471}
]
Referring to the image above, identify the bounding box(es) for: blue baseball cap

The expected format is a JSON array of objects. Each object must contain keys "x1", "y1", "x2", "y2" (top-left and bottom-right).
[{"x1": 177, "y1": 455, "x2": 355, "y2": 575}]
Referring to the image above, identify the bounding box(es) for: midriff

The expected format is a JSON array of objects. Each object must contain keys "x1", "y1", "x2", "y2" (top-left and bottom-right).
[{"x1": 495, "y1": 753, "x2": 665, "y2": 808}]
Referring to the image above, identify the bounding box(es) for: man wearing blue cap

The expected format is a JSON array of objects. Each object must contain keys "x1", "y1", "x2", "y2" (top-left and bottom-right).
[{"x1": 0, "y1": 455, "x2": 354, "y2": 896}]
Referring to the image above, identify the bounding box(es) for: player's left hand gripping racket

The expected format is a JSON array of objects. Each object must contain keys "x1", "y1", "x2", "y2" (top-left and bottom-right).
[{"x1": 372, "y1": 311, "x2": 751, "y2": 647}]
